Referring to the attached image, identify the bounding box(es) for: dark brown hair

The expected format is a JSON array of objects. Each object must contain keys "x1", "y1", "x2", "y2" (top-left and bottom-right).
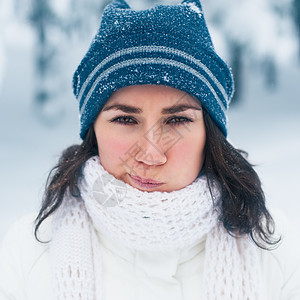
[
  {"x1": 35, "y1": 111, "x2": 279, "y2": 249},
  {"x1": 203, "y1": 113, "x2": 278, "y2": 248}
]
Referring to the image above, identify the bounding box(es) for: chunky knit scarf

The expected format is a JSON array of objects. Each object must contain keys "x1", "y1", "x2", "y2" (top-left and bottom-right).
[{"x1": 50, "y1": 156, "x2": 262, "y2": 300}]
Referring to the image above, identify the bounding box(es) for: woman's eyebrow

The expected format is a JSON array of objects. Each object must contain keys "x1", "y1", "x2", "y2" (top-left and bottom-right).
[
  {"x1": 161, "y1": 104, "x2": 202, "y2": 114},
  {"x1": 102, "y1": 104, "x2": 202, "y2": 114},
  {"x1": 102, "y1": 104, "x2": 142, "y2": 114}
]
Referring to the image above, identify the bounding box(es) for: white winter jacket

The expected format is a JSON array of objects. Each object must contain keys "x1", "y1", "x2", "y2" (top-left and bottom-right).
[{"x1": 0, "y1": 210, "x2": 300, "y2": 300}]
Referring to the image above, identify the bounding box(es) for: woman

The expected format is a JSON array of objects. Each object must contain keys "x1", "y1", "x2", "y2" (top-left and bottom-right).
[{"x1": 0, "y1": 0, "x2": 299, "y2": 299}]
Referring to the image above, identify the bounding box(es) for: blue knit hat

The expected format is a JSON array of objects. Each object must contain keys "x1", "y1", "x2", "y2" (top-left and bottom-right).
[{"x1": 73, "y1": 0, "x2": 234, "y2": 139}]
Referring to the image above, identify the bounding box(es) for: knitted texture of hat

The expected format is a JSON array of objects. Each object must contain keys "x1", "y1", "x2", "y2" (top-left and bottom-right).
[{"x1": 73, "y1": 0, "x2": 234, "y2": 139}]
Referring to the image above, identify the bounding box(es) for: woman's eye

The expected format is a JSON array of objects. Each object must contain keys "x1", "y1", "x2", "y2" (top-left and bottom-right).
[
  {"x1": 110, "y1": 115, "x2": 137, "y2": 125},
  {"x1": 166, "y1": 116, "x2": 192, "y2": 126},
  {"x1": 110, "y1": 115, "x2": 192, "y2": 127}
]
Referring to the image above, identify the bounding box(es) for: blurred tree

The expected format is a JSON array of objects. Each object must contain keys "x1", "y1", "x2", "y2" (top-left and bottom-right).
[
  {"x1": 203, "y1": 0, "x2": 298, "y2": 102},
  {"x1": 22, "y1": 0, "x2": 106, "y2": 124},
  {"x1": 229, "y1": 42, "x2": 243, "y2": 104},
  {"x1": 29, "y1": 0, "x2": 57, "y2": 114},
  {"x1": 292, "y1": 0, "x2": 300, "y2": 58},
  {"x1": 261, "y1": 57, "x2": 277, "y2": 89}
]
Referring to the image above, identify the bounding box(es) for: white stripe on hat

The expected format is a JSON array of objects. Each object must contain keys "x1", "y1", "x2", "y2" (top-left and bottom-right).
[
  {"x1": 79, "y1": 57, "x2": 226, "y2": 120},
  {"x1": 77, "y1": 46, "x2": 229, "y2": 107}
]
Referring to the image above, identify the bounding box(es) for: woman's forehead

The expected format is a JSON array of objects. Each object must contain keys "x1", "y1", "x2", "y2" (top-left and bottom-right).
[{"x1": 105, "y1": 85, "x2": 201, "y2": 108}]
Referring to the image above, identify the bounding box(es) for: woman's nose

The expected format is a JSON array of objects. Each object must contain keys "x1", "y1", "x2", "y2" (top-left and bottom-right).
[{"x1": 135, "y1": 126, "x2": 167, "y2": 166}]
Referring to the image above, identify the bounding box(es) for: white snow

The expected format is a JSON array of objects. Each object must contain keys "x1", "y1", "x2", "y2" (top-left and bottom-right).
[{"x1": 186, "y1": 2, "x2": 203, "y2": 17}]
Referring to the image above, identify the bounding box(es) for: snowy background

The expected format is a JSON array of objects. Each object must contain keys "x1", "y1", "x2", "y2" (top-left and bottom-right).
[{"x1": 0, "y1": 0, "x2": 300, "y2": 241}]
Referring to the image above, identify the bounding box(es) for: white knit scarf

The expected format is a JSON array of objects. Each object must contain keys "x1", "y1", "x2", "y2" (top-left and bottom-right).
[{"x1": 50, "y1": 156, "x2": 262, "y2": 300}]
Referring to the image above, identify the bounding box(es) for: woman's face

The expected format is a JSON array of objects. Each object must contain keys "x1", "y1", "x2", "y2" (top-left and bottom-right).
[{"x1": 94, "y1": 85, "x2": 206, "y2": 192}]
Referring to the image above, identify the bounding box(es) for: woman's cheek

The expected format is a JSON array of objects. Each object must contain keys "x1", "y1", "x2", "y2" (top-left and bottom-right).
[
  {"x1": 171, "y1": 137, "x2": 204, "y2": 169},
  {"x1": 101, "y1": 135, "x2": 136, "y2": 161}
]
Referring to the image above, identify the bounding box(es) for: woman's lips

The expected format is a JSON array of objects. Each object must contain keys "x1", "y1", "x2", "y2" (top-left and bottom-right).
[{"x1": 129, "y1": 174, "x2": 164, "y2": 189}]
